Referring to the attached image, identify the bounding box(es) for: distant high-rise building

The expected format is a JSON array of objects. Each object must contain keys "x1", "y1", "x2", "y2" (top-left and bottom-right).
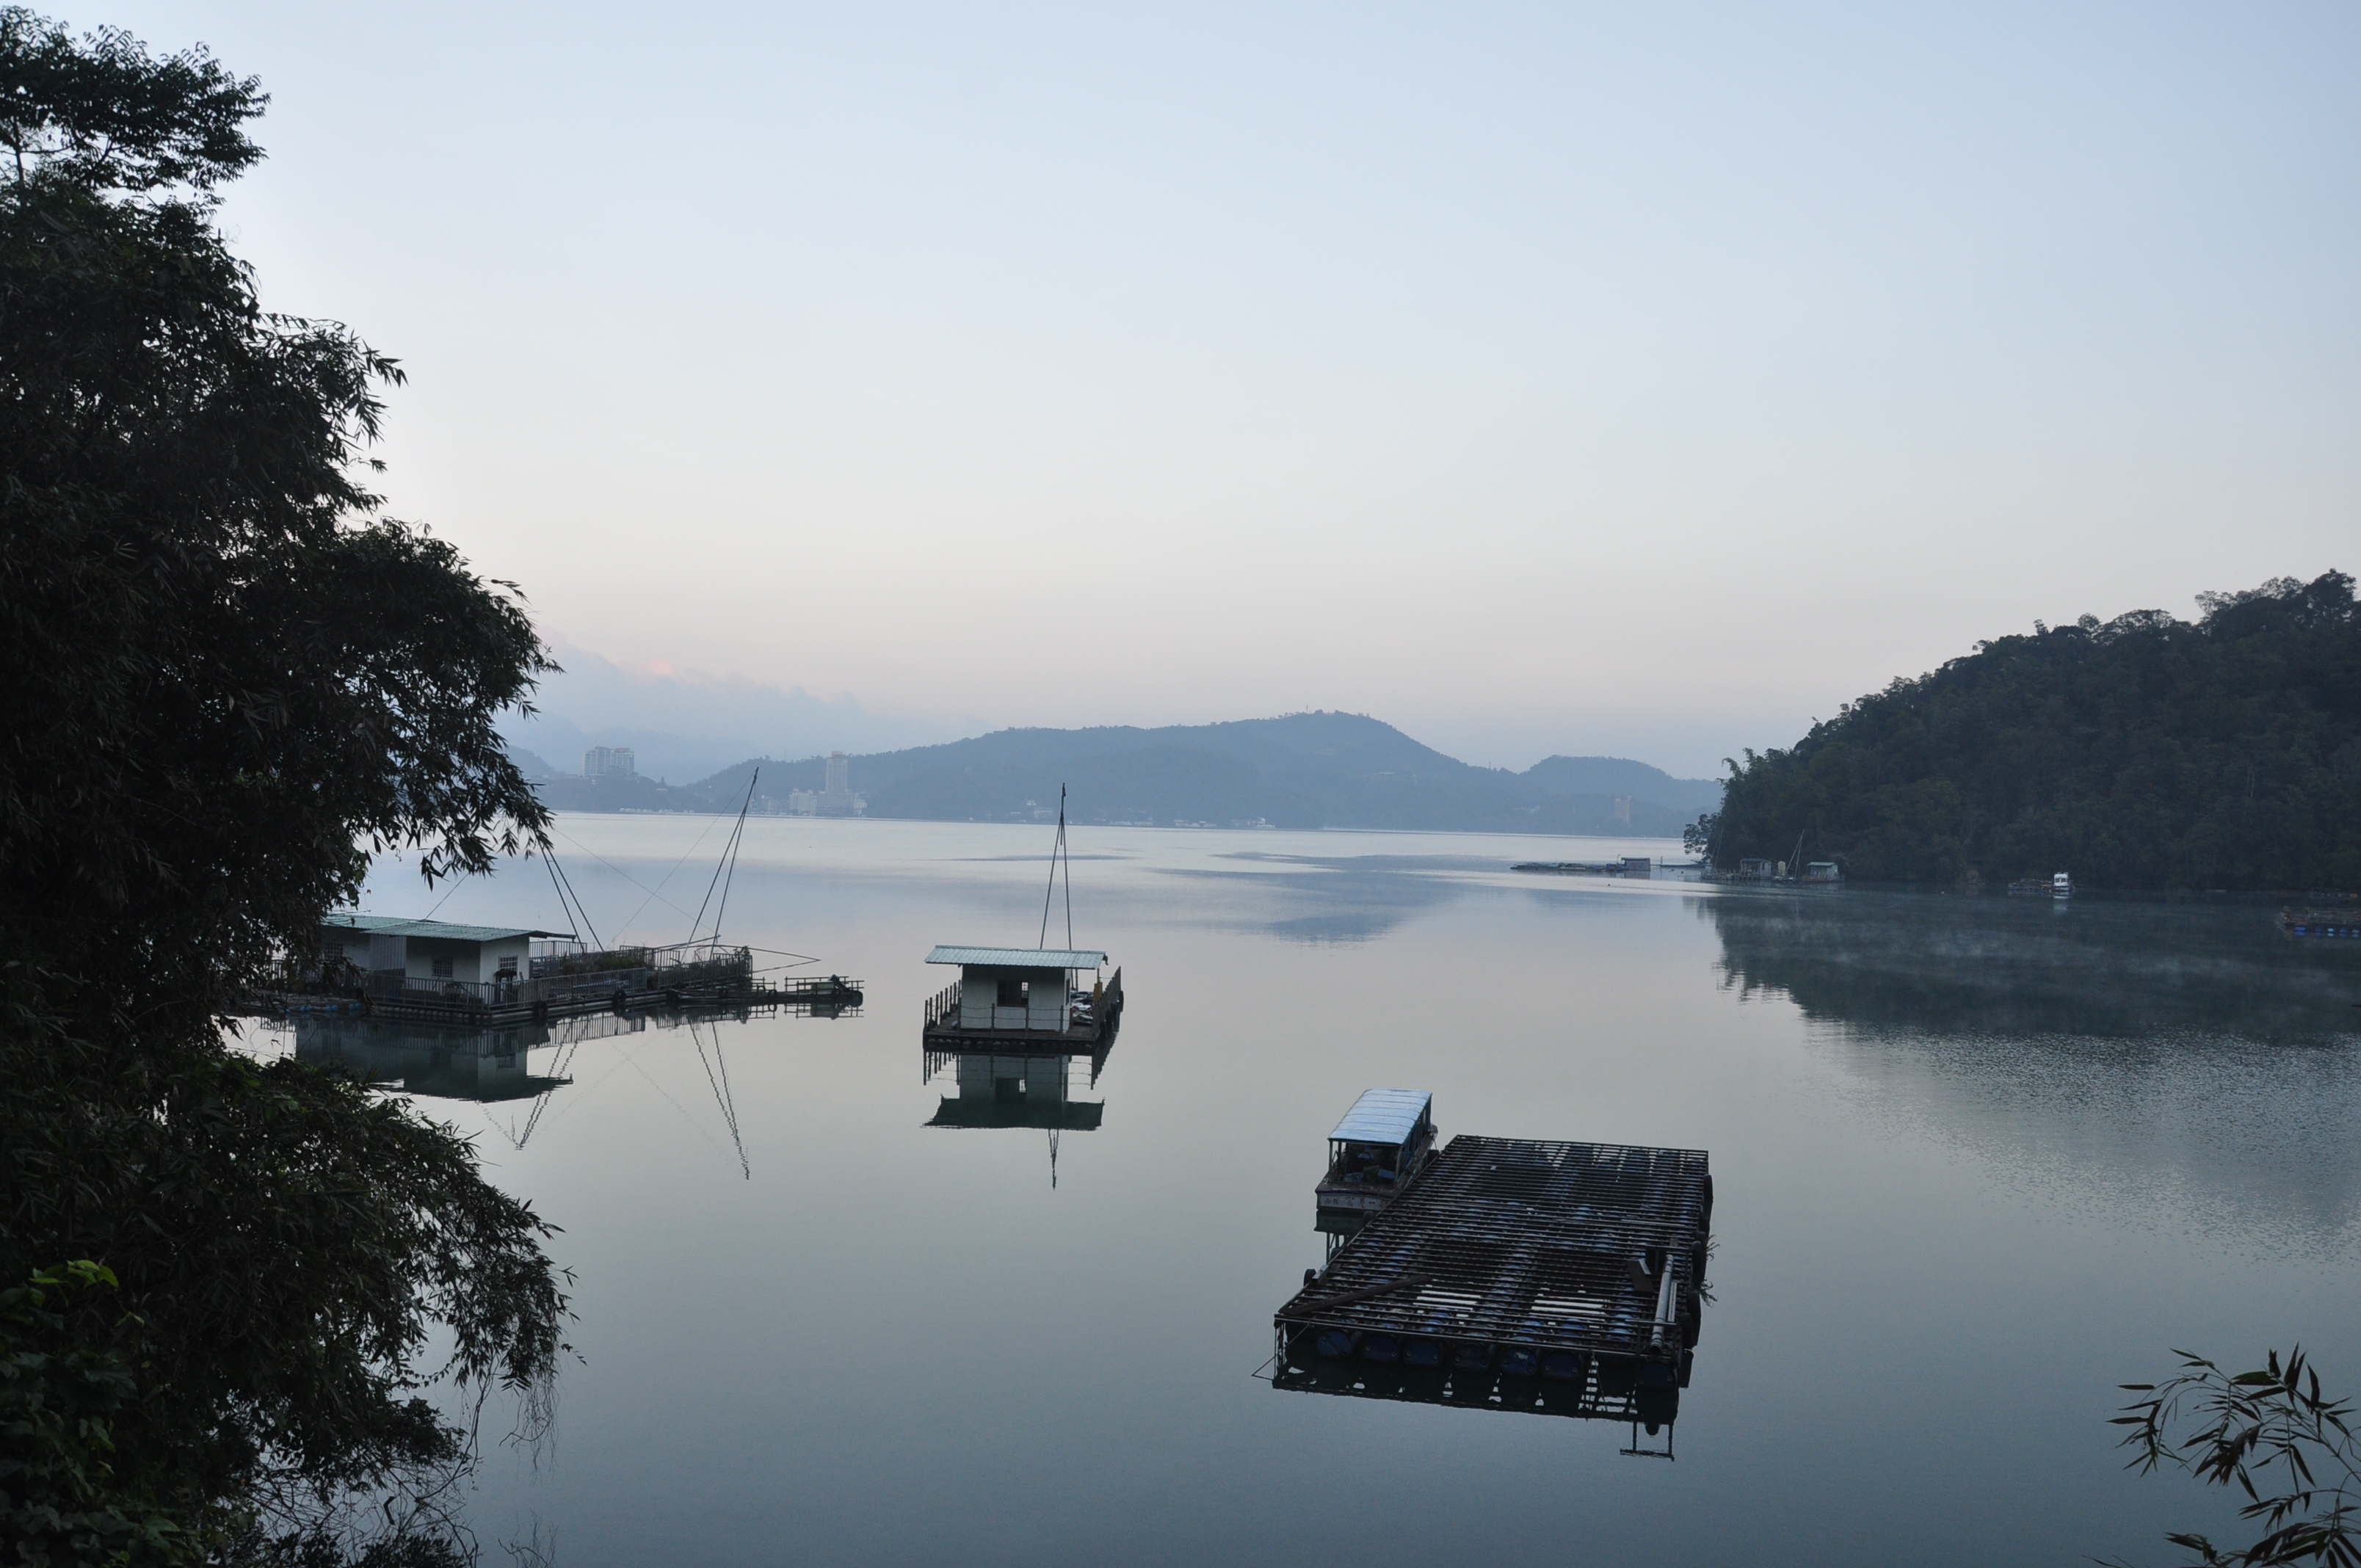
[
  {"x1": 808, "y1": 750, "x2": 863, "y2": 816},
  {"x1": 584, "y1": 745, "x2": 637, "y2": 780}
]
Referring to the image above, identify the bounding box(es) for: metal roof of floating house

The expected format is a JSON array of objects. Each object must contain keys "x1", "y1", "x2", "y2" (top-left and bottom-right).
[
  {"x1": 1330, "y1": 1088, "x2": 1432, "y2": 1146},
  {"x1": 925, "y1": 945, "x2": 1108, "y2": 969},
  {"x1": 323, "y1": 912, "x2": 571, "y2": 944}
]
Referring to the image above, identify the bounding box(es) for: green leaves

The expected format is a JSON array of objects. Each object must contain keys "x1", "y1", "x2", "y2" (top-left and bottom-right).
[
  {"x1": 2107, "y1": 1346, "x2": 2361, "y2": 1567},
  {"x1": 1, "y1": 7, "x2": 264, "y2": 196},
  {"x1": 2, "y1": 12, "x2": 567, "y2": 1562}
]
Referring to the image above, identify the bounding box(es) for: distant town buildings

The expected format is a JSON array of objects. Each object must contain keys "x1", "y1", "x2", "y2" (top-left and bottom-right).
[
  {"x1": 584, "y1": 745, "x2": 637, "y2": 779},
  {"x1": 788, "y1": 750, "x2": 865, "y2": 816}
]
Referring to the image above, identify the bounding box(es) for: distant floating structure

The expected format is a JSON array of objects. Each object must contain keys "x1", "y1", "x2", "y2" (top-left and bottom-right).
[
  {"x1": 1509, "y1": 857, "x2": 1689, "y2": 879},
  {"x1": 2280, "y1": 905, "x2": 2361, "y2": 938}
]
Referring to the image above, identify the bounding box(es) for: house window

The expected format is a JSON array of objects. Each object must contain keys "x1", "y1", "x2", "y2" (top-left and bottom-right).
[
  {"x1": 432, "y1": 957, "x2": 454, "y2": 979},
  {"x1": 496, "y1": 957, "x2": 518, "y2": 977},
  {"x1": 996, "y1": 977, "x2": 1029, "y2": 1008}
]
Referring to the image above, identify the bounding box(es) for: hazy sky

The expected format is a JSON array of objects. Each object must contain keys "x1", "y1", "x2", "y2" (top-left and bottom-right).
[{"x1": 104, "y1": 1, "x2": 2360, "y2": 774}]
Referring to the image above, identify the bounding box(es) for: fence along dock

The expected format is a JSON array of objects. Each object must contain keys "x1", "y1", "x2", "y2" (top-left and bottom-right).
[
  {"x1": 1273, "y1": 1135, "x2": 1711, "y2": 1416},
  {"x1": 258, "y1": 937, "x2": 862, "y2": 1028}
]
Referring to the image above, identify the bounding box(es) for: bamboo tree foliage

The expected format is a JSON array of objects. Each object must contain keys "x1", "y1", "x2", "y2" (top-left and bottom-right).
[
  {"x1": 1711, "y1": 573, "x2": 2361, "y2": 890},
  {"x1": 1, "y1": 11, "x2": 566, "y2": 1561},
  {"x1": 2109, "y1": 1349, "x2": 2359, "y2": 1567}
]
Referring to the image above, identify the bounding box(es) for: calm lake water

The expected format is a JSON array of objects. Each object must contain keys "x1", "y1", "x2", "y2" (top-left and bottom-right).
[{"x1": 279, "y1": 816, "x2": 2361, "y2": 1566}]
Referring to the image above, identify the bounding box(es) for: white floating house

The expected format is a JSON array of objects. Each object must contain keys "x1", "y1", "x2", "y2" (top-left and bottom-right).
[
  {"x1": 922, "y1": 945, "x2": 1116, "y2": 1044},
  {"x1": 317, "y1": 913, "x2": 569, "y2": 994}
]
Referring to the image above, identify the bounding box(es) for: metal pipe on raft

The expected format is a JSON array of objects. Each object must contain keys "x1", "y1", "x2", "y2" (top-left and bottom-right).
[{"x1": 1650, "y1": 1262, "x2": 1680, "y2": 1351}]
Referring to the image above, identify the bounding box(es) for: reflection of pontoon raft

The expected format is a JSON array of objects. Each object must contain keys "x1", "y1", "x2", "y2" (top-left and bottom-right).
[
  {"x1": 1272, "y1": 1343, "x2": 1683, "y2": 1452},
  {"x1": 1275, "y1": 1133, "x2": 1711, "y2": 1434},
  {"x1": 1315, "y1": 1089, "x2": 1437, "y2": 1235}
]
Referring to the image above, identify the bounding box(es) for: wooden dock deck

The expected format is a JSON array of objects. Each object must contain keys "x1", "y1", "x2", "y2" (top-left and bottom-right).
[{"x1": 1273, "y1": 1135, "x2": 1711, "y2": 1389}]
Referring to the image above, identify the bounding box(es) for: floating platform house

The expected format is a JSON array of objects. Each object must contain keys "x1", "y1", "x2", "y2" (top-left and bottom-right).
[
  {"x1": 1274, "y1": 1133, "x2": 1711, "y2": 1434},
  {"x1": 921, "y1": 945, "x2": 1123, "y2": 1050},
  {"x1": 260, "y1": 916, "x2": 863, "y2": 1027},
  {"x1": 1316, "y1": 1089, "x2": 1437, "y2": 1237}
]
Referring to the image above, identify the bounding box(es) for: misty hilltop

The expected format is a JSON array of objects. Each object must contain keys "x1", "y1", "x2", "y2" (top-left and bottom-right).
[{"x1": 524, "y1": 711, "x2": 1722, "y2": 836}]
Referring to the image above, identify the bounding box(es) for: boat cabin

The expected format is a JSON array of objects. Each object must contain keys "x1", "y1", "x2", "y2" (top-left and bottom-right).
[
  {"x1": 1316, "y1": 1089, "x2": 1437, "y2": 1230},
  {"x1": 1803, "y1": 861, "x2": 1841, "y2": 882},
  {"x1": 2052, "y1": 871, "x2": 2073, "y2": 896},
  {"x1": 924, "y1": 945, "x2": 1110, "y2": 1040}
]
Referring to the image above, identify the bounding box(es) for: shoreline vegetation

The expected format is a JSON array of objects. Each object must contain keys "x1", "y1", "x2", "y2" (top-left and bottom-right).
[
  {"x1": 3, "y1": 15, "x2": 569, "y2": 1564},
  {"x1": 1700, "y1": 572, "x2": 2360, "y2": 894}
]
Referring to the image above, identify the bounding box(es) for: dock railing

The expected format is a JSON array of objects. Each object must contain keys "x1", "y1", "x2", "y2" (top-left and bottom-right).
[
  {"x1": 924, "y1": 981, "x2": 961, "y2": 1028},
  {"x1": 369, "y1": 968, "x2": 654, "y2": 1013}
]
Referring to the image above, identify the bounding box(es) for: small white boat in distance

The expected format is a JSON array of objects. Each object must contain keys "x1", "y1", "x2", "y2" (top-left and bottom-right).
[{"x1": 2053, "y1": 872, "x2": 2073, "y2": 897}]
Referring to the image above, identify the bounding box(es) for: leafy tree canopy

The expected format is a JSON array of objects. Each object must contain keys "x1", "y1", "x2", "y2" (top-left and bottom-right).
[
  {"x1": 1, "y1": 9, "x2": 565, "y2": 1561},
  {"x1": 1711, "y1": 572, "x2": 2361, "y2": 890}
]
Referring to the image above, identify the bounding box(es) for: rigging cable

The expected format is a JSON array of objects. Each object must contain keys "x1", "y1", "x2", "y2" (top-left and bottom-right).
[
  {"x1": 705, "y1": 768, "x2": 759, "y2": 945},
  {"x1": 549, "y1": 850, "x2": 605, "y2": 948},
  {"x1": 1038, "y1": 783, "x2": 1069, "y2": 949},
  {"x1": 689, "y1": 769, "x2": 759, "y2": 944}
]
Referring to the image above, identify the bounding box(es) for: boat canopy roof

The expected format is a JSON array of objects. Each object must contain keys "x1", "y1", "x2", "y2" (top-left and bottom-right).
[
  {"x1": 1329, "y1": 1088, "x2": 1432, "y2": 1147},
  {"x1": 926, "y1": 945, "x2": 1108, "y2": 969}
]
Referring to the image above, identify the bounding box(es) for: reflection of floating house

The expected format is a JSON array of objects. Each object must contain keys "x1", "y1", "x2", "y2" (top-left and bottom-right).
[
  {"x1": 291, "y1": 1012, "x2": 639, "y2": 1102},
  {"x1": 1316, "y1": 1089, "x2": 1437, "y2": 1236},
  {"x1": 923, "y1": 1052, "x2": 1105, "y2": 1131},
  {"x1": 1275, "y1": 1134, "x2": 1711, "y2": 1438},
  {"x1": 921, "y1": 945, "x2": 1123, "y2": 1048}
]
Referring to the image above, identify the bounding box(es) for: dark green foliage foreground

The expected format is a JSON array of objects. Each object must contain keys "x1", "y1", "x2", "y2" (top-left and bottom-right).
[
  {"x1": 1709, "y1": 573, "x2": 2361, "y2": 889},
  {"x1": 2, "y1": 10, "x2": 564, "y2": 1562},
  {"x1": 2108, "y1": 1349, "x2": 2358, "y2": 1567}
]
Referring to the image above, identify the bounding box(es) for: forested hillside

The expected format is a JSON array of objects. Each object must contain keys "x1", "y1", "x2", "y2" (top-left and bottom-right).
[
  {"x1": 535, "y1": 712, "x2": 1723, "y2": 836},
  {"x1": 1711, "y1": 572, "x2": 2361, "y2": 890}
]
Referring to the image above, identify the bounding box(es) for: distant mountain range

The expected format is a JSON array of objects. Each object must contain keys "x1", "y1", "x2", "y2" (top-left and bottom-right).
[{"x1": 518, "y1": 711, "x2": 1722, "y2": 837}]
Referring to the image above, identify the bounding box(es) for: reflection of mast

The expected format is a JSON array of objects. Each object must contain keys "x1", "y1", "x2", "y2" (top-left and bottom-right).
[
  {"x1": 1047, "y1": 1127, "x2": 1059, "y2": 1189},
  {"x1": 499, "y1": 1012, "x2": 601, "y2": 1149},
  {"x1": 691, "y1": 1017, "x2": 750, "y2": 1180}
]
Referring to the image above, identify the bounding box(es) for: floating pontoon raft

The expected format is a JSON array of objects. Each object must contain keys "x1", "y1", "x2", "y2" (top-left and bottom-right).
[{"x1": 1275, "y1": 1134, "x2": 1711, "y2": 1402}]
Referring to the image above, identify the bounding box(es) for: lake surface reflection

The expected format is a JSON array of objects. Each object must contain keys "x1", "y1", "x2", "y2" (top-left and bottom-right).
[{"x1": 311, "y1": 818, "x2": 2360, "y2": 1566}]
